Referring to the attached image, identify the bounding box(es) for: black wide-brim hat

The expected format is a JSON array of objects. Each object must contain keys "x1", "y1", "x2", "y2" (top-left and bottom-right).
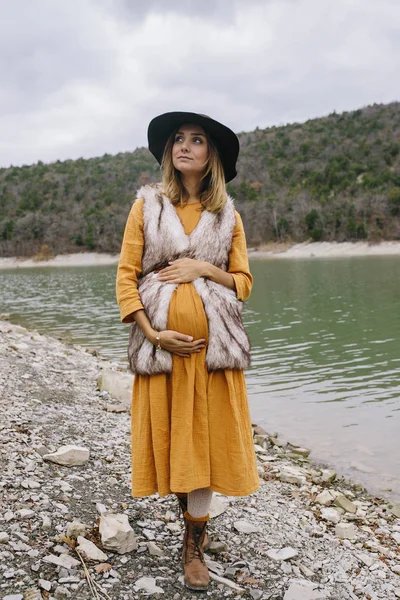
[{"x1": 147, "y1": 111, "x2": 240, "y2": 183}]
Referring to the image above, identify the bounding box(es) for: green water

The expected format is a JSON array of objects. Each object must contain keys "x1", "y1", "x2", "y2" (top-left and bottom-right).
[{"x1": 0, "y1": 257, "x2": 399, "y2": 501}]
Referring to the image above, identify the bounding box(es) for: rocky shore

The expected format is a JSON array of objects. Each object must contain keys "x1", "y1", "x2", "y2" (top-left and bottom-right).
[{"x1": 1, "y1": 320, "x2": 399, "y2": 600}]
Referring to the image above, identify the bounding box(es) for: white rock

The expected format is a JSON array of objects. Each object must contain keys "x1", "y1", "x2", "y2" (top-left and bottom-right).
[
  {"x1": 39, "y1": 579, "x2": 52, "y2": 591},
  {"x1": 290, "y1": 446, "x2": 311, "y2": 457},
  {"x1": 16, "y1": 508, "x2": 35, "y2": 519},
  {"x1": 315, "y1": 490, "x2": 335, "y2": 506},
  {"x1": 106, "y1": 402, "x2": 129, "y2": 413},
  {"x1": 333, "y1": 495, "x2": 357, "y2": 514},
  {"x1": 392, "y1": 565, "x2": 400, "y2": 575},
  {"x1": 234, "y1": 520, "x2": 261, "y2": 534},
  {"x1": 204, "y1": 558, "x2": 224, "y2": 576},
  {"x1": 394, "y1": 588, "x2": 400, "y2": 598},
  {"x1": 335, "y1": 522, "x2": 357, "y2": 539},
  {"x1": 254, "y1": 443, "x2": 267, "y2": 453},
  {"x1": 284, "y1": 580, "x2": 329, "y2": 599},
  {"x1": 60, "y1": 481, "x2": 73, "y2": 492},
  {"x1": 76, "y1": 536, "x2": 108, "y2": 561},
  {"x1": 3, "y1": 595, "x2": 24, "y2": 600},
  {"x1": 9, "y1": 540, "x2": 31, "y2": 552},
  {"x1": 43, "y1": 445, "x2": 90, "y2": 467},
  {"x1": 21, "y1": 479, "x2": 41, "y2": 489},
  {"x1": 143, "y1": 528, "x2": 155, "y2": 540},
  {"x1": 99, "y1": 513, "x2": 137, "y2": 554},
  {"x1": 42, "y1": 515, "x2": 52, "y2": 529},
  {"x1": 209, "y1": 541, "x2": 228, "y2": 554},
  {"x1": 147, "y1": 541, "x2": 164, "y2": 556},
  {"x1": 134, "y1": 576, "x2": 164, "y2": 594},
  {"x1": 96, "y1": 503, "x2": 107, "y2": 515},
  {"x1": 0, "y1": 531, "x2": 10, "y2": 543},
  {"x1": 53, "y1": 544, "x2": 69, "y2": 554},
  {"x1": 392, "y1": 532, "x2": 400, "y2": 544},
  {"x1": 258, "y1": 454, "x2": 277, "y2": 462},
  {"x1": 54, "y1": 586, "x2": 72, "y2": 599},
  {"x1": 43, "y1": 553, "x2": 80, "y2": 569},
  {"x1": 298, "y1": 563, "x2": 316, "y2": 578},
  {"x1": 254, "y1": 434, "x2": 268, "y2": 446},
  {"x1": 163, "y1": 510, "x2": 176, "y2": 522},
  {"x1": 270, "y1": 436, "x2": 283, "y2": 447},
  {"x1": 320, "y1": 507, "x2": 342, "y2": 524},
  {"x1": 166, "y1": 522, "x2": 181, "y2": 533},
  {"x1": 278, "y1": 466, "x2": 307, "y2": 485},
  {"x1": 209, "y1": 495, "x2": 226, "y2": 518},
  {"x1": 357, "y1": 553, "x2": 376, "y2": 568},
  {"x1": 320, "y1": 469, "x2": 336, "y2": 483},
  {"x1": 267, "y1": 547, "x2": 299, "y2": 561},
  {"x1": 66, "y1": 520, "x2": 89, "y2": 538},
  {"x1": 97, "y1": 369, "x2": 133, "y2": 406}
]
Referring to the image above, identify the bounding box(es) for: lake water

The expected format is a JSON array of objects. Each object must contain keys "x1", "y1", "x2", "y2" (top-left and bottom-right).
[{"x1": 0, "y1": 257, "x2": 399, "y2": 502}]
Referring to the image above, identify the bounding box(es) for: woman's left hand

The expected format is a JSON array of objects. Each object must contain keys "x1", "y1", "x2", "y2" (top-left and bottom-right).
[{"x1": 157, "y1": 258, "x2": 205, "y2": 284}]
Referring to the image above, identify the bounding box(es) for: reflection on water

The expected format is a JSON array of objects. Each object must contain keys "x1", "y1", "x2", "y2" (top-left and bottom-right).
[
  {"x1": 247, "y1": 259, "x2": 399, "y2": 401},
  {"x1": 0, "y1": 257, "x2": 399, "y2": 501},
  {"x1": 245, "y1": 258, "x2": 400, "y2": 501},
  {"x1": 0, "y1": 266, "x2": 128, "y2": 361}
]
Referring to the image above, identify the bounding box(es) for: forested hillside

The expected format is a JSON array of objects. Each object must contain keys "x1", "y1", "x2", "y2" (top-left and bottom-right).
[{"x1": 1, "y1": 102, "x2": 400, "y2": 257}]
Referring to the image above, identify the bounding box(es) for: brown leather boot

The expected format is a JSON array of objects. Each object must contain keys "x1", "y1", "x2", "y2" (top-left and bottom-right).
[
  {"x1": 175, "y1": 493, "x2": 210, "y2": 551},
  {"x1": 182, "y1": 512, "x2": 210, "y2": 591}
]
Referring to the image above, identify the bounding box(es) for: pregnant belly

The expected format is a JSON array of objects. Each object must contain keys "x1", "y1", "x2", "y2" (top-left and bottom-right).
[{"x1": 167, "y1": 283, "x2": 209, "y2": 341}]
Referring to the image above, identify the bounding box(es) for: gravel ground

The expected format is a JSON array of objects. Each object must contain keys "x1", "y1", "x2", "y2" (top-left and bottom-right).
[{"x1": 1, "y1": 319, "x2": 399, "y2": 600}]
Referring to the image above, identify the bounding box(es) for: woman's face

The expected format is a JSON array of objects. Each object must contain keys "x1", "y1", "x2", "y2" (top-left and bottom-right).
[{"x1": 172, "y1": 124, "x2": 209, "y2": 176}]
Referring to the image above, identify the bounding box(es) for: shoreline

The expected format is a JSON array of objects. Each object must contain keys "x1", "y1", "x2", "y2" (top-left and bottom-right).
[
  {"x1": 1, "y1": 319, "x2": 400, "y2": 599},
  {"x1": 0, "y1": 251, "x2": 120, "y2": 270},
  {"x1": 248, "y1": 240, "x2": 400, "y2": 259},
  {"x1": 1, "y1": 240, "x2": 400, "y2": 269}
]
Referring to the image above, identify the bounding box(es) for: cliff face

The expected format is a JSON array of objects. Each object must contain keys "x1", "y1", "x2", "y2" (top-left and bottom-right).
[{"x1": 1, "y1": 102, "x2": 400, "y2": 257}]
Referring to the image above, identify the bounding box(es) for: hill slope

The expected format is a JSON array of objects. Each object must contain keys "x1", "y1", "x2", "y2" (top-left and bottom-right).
[{"x1": 1, "y1": 102, "x2": 399, "y2": 257}]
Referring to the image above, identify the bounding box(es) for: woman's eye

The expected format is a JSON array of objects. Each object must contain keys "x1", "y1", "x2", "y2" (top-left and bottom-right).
[
  {"x1": 175, "y1": 135, "x2": 183, "y2": 142},
  {"x1": 193, "y1": 137, "x2": 202, "y2": 143}
]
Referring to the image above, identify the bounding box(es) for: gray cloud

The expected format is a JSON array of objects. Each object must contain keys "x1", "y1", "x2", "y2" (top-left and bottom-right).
[
  {"x1": 0, "y1": 0, "x2": 399, "y2": 167},
  {"x1": 109, "y1": 0, "x2": 277, "y2": 22}
]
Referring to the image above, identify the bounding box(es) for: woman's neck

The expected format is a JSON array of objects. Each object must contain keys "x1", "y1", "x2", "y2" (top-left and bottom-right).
[{"x1": 181, "y1": 174, "x2": 202, "y2": 203}]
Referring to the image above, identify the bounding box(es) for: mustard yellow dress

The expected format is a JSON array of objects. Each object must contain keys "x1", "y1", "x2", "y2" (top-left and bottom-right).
[{"x1": 116, "y1": 198, "x2": 259, "y2": 497}]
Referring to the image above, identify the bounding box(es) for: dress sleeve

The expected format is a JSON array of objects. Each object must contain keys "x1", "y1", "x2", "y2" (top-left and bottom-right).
[
  {"x1": 116, "y1": 198, "x2": 145, "y2": 323},
  {"x1": 228, "y1": 211, "x2": 253, "y2": 301}
]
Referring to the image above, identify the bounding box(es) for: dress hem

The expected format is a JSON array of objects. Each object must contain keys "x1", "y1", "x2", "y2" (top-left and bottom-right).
[{"x1": 131, "y1": 480, "x2": 260, "y2": 499}]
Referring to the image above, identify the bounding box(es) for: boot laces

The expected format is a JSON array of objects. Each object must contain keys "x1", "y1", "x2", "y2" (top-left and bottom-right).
[{"x1": 189, "y1": 524, "x2": 206, "y2": 564}]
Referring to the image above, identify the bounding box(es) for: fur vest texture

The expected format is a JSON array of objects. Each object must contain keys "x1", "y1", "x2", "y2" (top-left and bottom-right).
[{"x1": 128, "y1": 183, "x2": 251, "y2": 375}]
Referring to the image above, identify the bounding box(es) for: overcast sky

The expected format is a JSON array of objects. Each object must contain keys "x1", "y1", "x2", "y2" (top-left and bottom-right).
[{"x1": 1, "y1": 0, "x2": 399, "y2": 167}]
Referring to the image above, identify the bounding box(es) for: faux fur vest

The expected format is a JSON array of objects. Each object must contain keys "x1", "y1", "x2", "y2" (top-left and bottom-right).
[{"x1": 128, "y1": 183, "x2": 251, "y2": 375}]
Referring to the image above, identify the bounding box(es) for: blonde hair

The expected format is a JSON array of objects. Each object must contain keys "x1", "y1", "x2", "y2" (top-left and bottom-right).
[{"x1": 161, "y1": 129, "x2": 227, "y2": 213}]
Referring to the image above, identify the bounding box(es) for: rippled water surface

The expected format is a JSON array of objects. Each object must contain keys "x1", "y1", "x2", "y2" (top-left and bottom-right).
[{"x1": 0, "y1": 257, "x2": 399, "y2": 501}]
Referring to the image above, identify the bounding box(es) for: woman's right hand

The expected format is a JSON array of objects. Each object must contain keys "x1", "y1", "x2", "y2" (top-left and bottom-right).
[{"x1": 153, "y1": 330, "x2": 206, "y2": 358}]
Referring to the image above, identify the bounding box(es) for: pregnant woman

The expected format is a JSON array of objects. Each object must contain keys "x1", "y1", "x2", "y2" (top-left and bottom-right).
[{"x1": 116, "y1": 111, "x2": 259, "y2": 591}]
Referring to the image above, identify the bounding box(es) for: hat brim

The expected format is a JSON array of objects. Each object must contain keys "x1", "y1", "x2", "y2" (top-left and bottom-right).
[{"x1": 147, "y1": 111, "x2": 239, "y2": 183}]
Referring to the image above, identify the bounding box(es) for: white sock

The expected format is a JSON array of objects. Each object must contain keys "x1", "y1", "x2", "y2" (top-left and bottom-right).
[{"x1": 187, "y1": 488, "x2": 213, "y2": 518}]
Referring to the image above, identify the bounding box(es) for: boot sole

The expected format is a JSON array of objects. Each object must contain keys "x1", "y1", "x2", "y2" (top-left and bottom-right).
[{"x1": 184, "y1": 581, "x2": 209, "y2": 591}]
